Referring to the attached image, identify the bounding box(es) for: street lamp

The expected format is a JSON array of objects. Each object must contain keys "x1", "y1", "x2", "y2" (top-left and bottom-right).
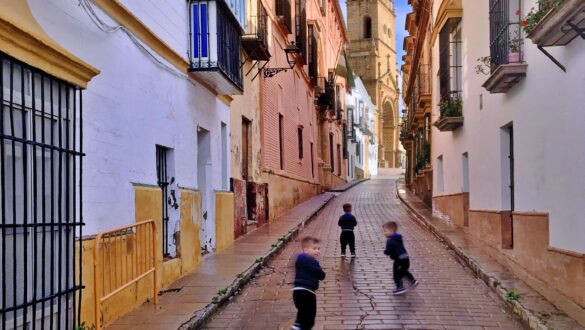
[{"x1": 263, "y1": 42, "x2": 301, "y2": 78}]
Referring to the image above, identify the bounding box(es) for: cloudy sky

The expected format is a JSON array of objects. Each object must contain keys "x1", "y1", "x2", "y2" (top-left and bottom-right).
[{"x1": 340, "y1": 0, "x2": 410, "y2": 114}]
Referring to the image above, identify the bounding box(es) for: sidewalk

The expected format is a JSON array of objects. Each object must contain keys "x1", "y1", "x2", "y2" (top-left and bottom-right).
[
  {"x1": 106, "y1": 181, "x2": 363, "y2": 330},
  {"x1": 396, "y1": 180, "x2": 583, "y2": 330}
]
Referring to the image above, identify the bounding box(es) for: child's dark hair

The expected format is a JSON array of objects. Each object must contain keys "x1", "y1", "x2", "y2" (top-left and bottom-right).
[
  {"x1": 343, "y1": 203, "x2": 352, "y2": 212},
  {"x1": 301, "y1": 236, "x2": 320, "y2": 248},
  {"x1": 383, "y1": 221, "x2": 398, "y2": 231}
]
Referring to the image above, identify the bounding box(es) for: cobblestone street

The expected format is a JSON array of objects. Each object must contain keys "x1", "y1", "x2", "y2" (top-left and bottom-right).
[{"x1": 203, "y1": 173, "x2": 523, "y2": 329}]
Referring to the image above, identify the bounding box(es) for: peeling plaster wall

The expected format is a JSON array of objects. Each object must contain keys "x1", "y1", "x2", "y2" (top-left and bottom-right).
[{"x1": 29, "y1": 0, "x2": 231, "y2": 245}]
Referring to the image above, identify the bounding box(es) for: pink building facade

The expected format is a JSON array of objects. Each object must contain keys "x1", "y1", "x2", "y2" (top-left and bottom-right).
[{"x1": 260, "y1": 0, "x2": 348, "y2": 218}]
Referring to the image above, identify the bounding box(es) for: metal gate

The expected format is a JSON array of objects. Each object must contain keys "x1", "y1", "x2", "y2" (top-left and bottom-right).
[{"x1": 0, "y1": 53, "x2": 84, "y2": 329}]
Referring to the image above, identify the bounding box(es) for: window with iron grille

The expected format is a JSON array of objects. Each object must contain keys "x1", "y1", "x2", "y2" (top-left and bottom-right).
[
  {"x1": 308, "y1": 25, "x2": 318, "y2": 79},
  {"x1": 0, "y1": 53, "x2": 84, "y2": 329},
  {"x1": 276, "y1": 0, "x2": 292, "y2": 31},
  {"x1": 438, "y1": 18, "x2": 462, "y2": 100},
  {"x1": 329, "y1": 133, "x2": 334, "y2": 173},
  {"x1": 489, "y1": 0, "x2": 523, "y2": 68},
  {"x1": 297, "y1": 127, "x2": 303, "y2": 159},
  {"x1": 346, "y1": 107, "x2": 355, "y2": 140},
  {"x1": 295, "y1": 0, "x2": 307, "y2": 63},
  {"x1": 156, "y1": 145, "x2": 172, "y2": 258},
  {"x1": 279, "y1": 114, "x2": 284, "y2": 170}
]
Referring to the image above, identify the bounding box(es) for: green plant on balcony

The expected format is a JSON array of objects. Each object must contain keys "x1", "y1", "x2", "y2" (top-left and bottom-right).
[
  {"x1": 423, "y1": 141, "x2": 431, "y2": 165},
  {"x1": 414, "y1": 154, "x2": 426, "y2": 175},
  {"x1": 439, "y1": 94, "x2": 462, "y2": 120},
  {"x1": 521, "y1": 0, "x2": 565, "y2": 35}
]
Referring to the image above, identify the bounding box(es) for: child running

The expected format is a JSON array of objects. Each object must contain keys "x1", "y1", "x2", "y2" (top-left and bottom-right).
[
  {"x1": 383, "y1": 221, "x2": 419, "y2": 295},
  {"x1": 338, "y1": 203, "x2": 357, "y2": 257},
  {"x1": 292, "y1": 236, "x2": 326, "y2": 330}
]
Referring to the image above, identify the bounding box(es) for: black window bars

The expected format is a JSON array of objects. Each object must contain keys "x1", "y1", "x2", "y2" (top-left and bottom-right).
[
  {"x1": 0, "y1": 52, "x2": 84, "y2": 329},
  {"x1": 489, "y1": 0, "x2": 523, "y2": 68},
  {"x1": 156, "y1": 146, "x2": 170, "y2": 258}
]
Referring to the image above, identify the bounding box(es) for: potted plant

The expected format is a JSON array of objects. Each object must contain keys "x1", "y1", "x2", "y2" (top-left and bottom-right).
[
  {"x1": 522, "y1": 0, "x2": 565, "y2": 35},
  {"x1": 509, "y1": 11, "x2": 524, "y2": 63},
  {"x1": 439, "y1": 94, "x2": 462, "y2": 119}
]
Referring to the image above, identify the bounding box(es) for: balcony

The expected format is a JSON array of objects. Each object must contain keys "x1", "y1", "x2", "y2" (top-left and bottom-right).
[
  {"x1": 434, "y1": 93, "x2": 463, "y2": 131},
  {"x1": 189, "y1": 0, "x2": 244, "y2": 94},
  {"x1": 526, "y1": 0, "x2": 585, "y2": 47},
  {"x1": 415, "y1": 64, "x2": 431, "y2": 108},
  {"x1": 276, "y1": 0, "x2": 292, "y2": 33},
  {"x1": 483, "y1": 0, "x2": 527, "y2": 94},
  {"x1": 242, "y1": 0, "x2": 270, "y2": 61},
  {"x1": 314, "y1": 77, "x2": 334, "y2": 110}
]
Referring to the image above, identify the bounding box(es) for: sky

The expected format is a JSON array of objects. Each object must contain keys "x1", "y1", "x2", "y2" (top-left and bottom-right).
[{"x1": 340, "y1": 0, "x2": 410, "y2": 115}]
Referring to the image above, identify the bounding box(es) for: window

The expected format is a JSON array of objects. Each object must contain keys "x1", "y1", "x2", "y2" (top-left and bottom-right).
[
  {"x1": 489, "y1": 0, "x2": 523, "y2": 67},
  {"x1": 295, "y1": 0, "x2": 307, "y2": 63},
  {"x1": 439, "y1": 18, "x2": 462, "y2": 99},
  {"x1": 363, "y1": 16, "x2": 372, "y2": 38},
  {"x1": 275, "y1": 0, "x2": 292, "y2": 31},
  {"x1": 310, "y1": 142, "x2": 315, "y2": 178},
  {"x1": 189, "y1": 0, "x2": 243, "y2": 92},
  {"x1": 0, "y1": 54, "x2": 84, "y2": 328},
  {"x1": 297, "y1": 127, "x2": 304, "y2": 159},
  {"x1": 279, "y1": 114, "x2": 284, "y2": 170},
  {"x1": 329, "y1": 133, "x2": 334, "y2": 172},
  {"x1": 337, "y1": 144, "x2": 341, "y2": 176},
  {"x1": 436, "y1": 155, "x2": 444, "y2": 193},
  {"x1": 308, "y1": 25, "x2": 318, "y2": 78}
]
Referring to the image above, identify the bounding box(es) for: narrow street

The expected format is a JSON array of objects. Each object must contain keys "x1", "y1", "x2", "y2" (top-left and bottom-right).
[{"x1": 203, "y1": 172, "x2": 522, "y2": 329}]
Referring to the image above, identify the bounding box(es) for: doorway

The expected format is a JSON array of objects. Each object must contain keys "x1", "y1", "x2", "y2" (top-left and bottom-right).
[{"x1": 197, "y1": 127, "x2": 212, "y2": 253}]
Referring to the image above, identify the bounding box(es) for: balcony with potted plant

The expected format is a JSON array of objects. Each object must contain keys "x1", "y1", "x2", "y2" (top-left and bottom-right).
[
  {"x1": 483, "y1": 0, "x2": 528, "y2": 93},
  {"x1": 525, "y1": 0, "x2": 585, "y2": 47},
  {"x1": 434, "y1": 93, "x2": 463, "y2": 131}
]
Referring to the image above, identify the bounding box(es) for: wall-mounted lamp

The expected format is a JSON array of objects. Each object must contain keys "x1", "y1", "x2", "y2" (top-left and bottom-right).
[{"x1": 263, "y1": 42, "x2": 301, "y2": 78}]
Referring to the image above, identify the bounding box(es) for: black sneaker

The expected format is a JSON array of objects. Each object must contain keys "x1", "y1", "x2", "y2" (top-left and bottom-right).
[
  {"x1": 351, "y1": 253, "x2": 356, "y2": 258},
  {"x1": 411, "y1": 280, "x2": 419, "y2": 289},
  {"x1": 392, "y1": 287, "x2": 407, "y2": 295}
]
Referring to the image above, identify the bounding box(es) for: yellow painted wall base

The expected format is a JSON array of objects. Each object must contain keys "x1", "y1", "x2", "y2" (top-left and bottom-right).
[
  {"x1": 78, "y1": 186, "x2": 201, "y2": 328},
  {"x1": 215, "y1": 192, "x2": 235, "y2": 252}
]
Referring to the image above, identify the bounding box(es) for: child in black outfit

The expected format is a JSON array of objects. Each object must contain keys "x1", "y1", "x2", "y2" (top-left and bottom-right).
[
  {"x1": 383, "y1": 221, "x2": 418, "y2": 295},
  {"x1": 292, "y1": 236, "x2": 326, "y2": 330},
  {"x1": 338, "y1": 203, "x2": 357, "y2": 257}
]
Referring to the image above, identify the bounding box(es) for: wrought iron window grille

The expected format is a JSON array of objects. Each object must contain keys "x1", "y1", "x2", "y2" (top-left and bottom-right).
[{"x1": 0, "y1": 52, "x2": 84, "y2": 330}]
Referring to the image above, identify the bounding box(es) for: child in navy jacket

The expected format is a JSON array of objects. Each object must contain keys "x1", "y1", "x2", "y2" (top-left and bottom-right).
[
  {"x1": 338, "y1": 203, "x2": 357, "y2": 257},
  {"x1": 383, "y1": 221, "x2": 418, "y2": 295},
  {"x1": 292, "y1": 236, "x2": 326, "y2": 330}
]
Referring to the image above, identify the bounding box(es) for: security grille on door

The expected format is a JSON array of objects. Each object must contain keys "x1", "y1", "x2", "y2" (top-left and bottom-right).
[{"x1": 0, "y1": 53, "x2": 84, "y2": 329}]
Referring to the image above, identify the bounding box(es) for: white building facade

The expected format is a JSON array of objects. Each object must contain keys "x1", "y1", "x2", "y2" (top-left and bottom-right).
[
  {"x1": 429, "y1": 0, "x2": 585, "y2": 323},
  {"x1": 0, "y1": 0, "x2": 243, "y2": 327},
  {"x1": 346, "y1": 77, "x2": 378, "y2": 179}
]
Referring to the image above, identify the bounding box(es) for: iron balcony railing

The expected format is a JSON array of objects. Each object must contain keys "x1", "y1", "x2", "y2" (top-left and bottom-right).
[
  {"x1": 295, "y1": 0, "x2": 307, "y2": 64},
  {"x1": 276, "y1": 0, "x2": 292, "y2": 32},
  {"x1": 189, "y1": 0, "x2": 243, "y2": 91},
  {"x1": 489, "y1": 0, "x2": 524, "y2": 68},
  {"x1": 242, "y1": 0, "x2": 270, "y2": 60},
  {"x1": 415, "y1": 63, "x2": 431, "y2": 105}
]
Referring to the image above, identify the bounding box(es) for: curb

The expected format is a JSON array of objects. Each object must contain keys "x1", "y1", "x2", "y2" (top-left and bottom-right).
[
  {"x1": 395, "y1": 181, "x2": 554, "y2": 330},
  {"x1": 179, "y1": 189, "x2": 347, "y2": 329},
  {"x1": 328, "y1": 178, "x2": 369, "y2": 192}
]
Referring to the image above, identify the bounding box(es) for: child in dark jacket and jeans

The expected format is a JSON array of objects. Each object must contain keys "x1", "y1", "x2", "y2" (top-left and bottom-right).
[
  {"x1": 338, "y1": 203, "x2": 357, "y2": 257},
  {"x1": 292, "y1": 236, "x2": 326, "y2": 330},
  {"x1": 383, "y1": 221, "x2": 418, "y2": 295}
]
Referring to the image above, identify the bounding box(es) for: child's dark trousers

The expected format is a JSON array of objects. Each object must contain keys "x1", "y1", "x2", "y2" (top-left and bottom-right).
[
  {"x1": 293, "y1": 290, "x2": 316, "y2": 329},
  {"x1": 340, "y1": 231, "x2": 355, "y2": 254},
  {"x1": 393, "y1": 258, "x2": 415, "y2": 288}
]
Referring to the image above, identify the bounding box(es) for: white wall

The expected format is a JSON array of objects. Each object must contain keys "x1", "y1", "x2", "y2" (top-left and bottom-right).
[
  {"x1": 29, "y1": 0, "x2": 231, "y2": 251},
  {"x1": 432, "y1": 0, "x2": 585, "y2": 253}
]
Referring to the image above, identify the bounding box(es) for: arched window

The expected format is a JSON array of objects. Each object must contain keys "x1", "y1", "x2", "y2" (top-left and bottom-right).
[{"x1": 363, "y1": 16, "x2": 372, "y2": 38}]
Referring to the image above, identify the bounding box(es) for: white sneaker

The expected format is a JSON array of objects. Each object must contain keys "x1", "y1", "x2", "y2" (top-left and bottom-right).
[{"x1": 340, "y1": 253, "x2": 346, "y2": 257}]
